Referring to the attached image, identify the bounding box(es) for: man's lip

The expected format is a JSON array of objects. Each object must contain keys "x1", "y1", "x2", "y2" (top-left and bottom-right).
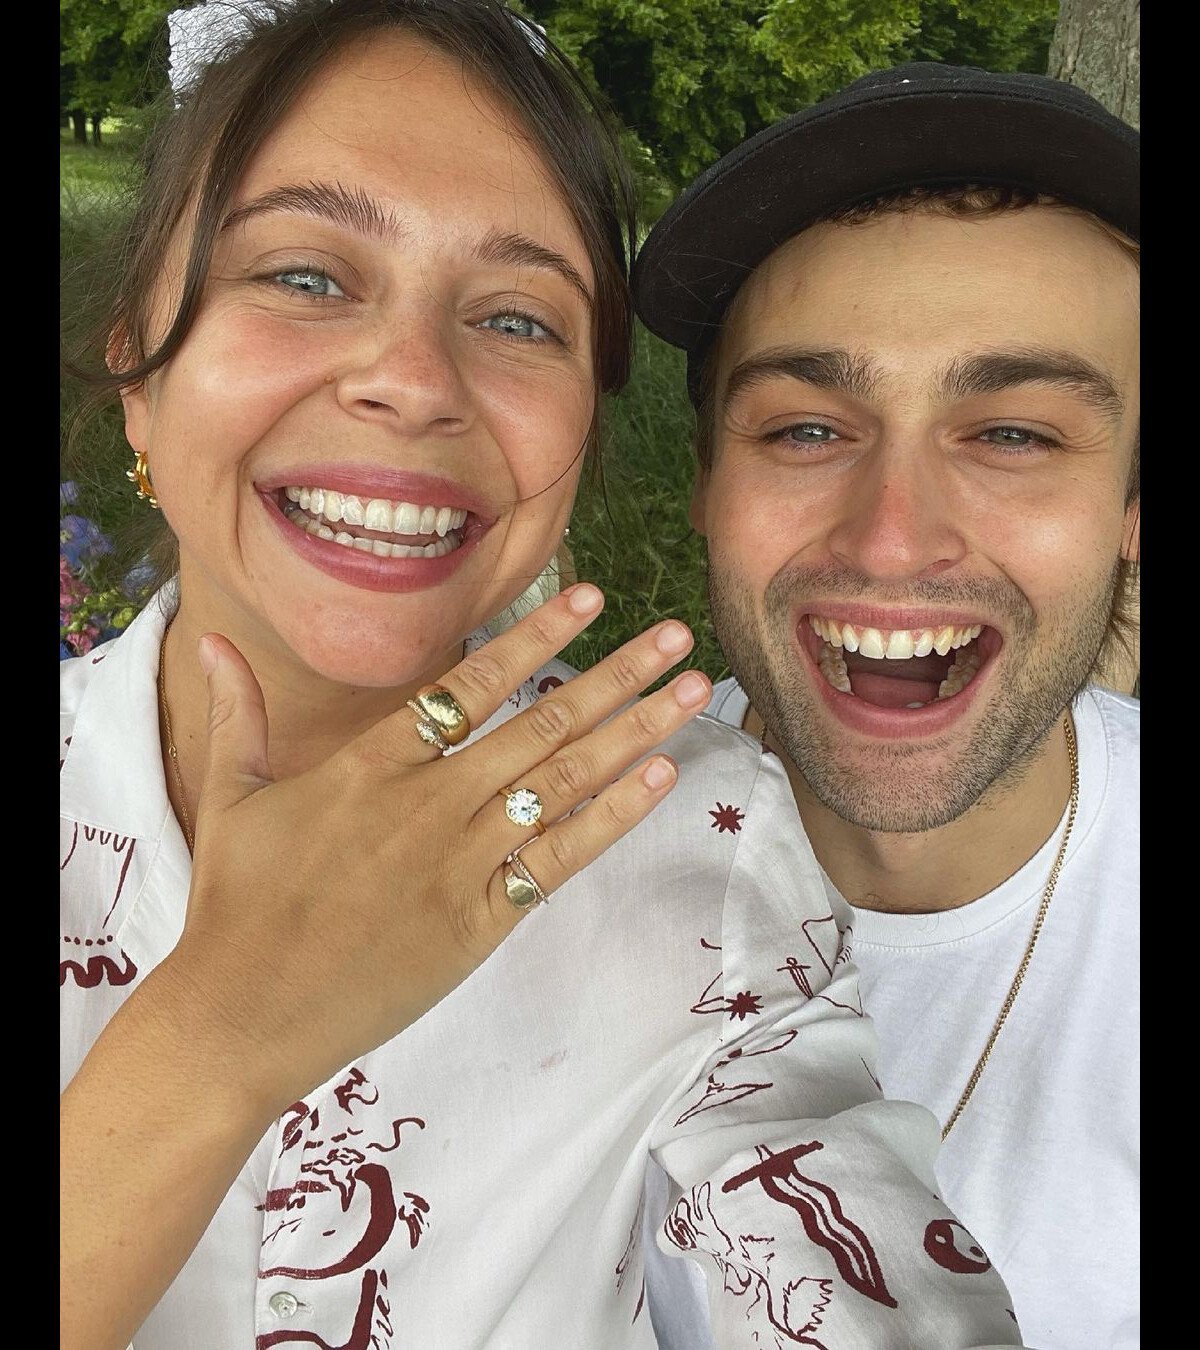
[
  {"x1": 255, "y1": 463, "x2": 495, "y2": 520},
  {"x1": 798, "y1": 603, "x2": 1001, "y2": 633},
  {"x1": 793, "y1": 614, "x2": 1003, "y2": 740}
]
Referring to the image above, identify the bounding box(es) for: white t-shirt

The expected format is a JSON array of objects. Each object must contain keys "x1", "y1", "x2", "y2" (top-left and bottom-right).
[
  {"x1": 648, "y1": 680, "x2": 1139, "y2": 1350},
  {"x1": 60, "y1": 598, "x2": 1024, "y2": 1349}
]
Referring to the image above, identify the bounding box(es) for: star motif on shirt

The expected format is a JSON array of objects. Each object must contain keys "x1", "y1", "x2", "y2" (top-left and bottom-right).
[
  {"x1": 708, "y1": 802, "x2": 745, "y2": 833},
  {"x1": 725, "y1": 990, "x2": 763, "y2": 1020}
]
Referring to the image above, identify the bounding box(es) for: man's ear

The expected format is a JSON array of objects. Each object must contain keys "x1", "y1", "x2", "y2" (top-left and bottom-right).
[
  {"x1": 1121, "y1": 499, "x2": 1140, "y2": 563},
  {"x1": 688, "y1": 469, "x2": 709, "y2": 536}
]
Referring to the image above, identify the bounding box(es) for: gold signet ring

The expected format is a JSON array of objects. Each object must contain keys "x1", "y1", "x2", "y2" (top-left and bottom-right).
[{"x1": 413, "y1": 684, "x2": 470, "y2": 746}]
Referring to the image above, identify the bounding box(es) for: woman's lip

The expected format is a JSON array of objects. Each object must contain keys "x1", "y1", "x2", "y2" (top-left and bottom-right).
[
  {"x1": 794, "y1": 618, "x2": 1002, "y2": 740},
  {"x1": 261, "y1": 490, "x2": 486, "y2": 594},
  {"x1": 255, "y1": 463, "x2": 495, "y2": 520}
]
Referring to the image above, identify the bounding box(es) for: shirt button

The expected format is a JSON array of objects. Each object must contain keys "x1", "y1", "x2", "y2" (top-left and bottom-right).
[{"x1": 268, "y1": 1291, "x2": 300, "y2": 1319}]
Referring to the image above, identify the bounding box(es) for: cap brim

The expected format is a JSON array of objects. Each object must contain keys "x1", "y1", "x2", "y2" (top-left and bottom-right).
[{"x1": 633, "y1": 74, "x2": 1139, "y2": 395}]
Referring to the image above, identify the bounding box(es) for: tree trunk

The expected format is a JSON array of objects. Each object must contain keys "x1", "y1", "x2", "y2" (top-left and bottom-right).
[
  {"x1": 90, "y1": 113, "x2": 103, "y2": 147},
  {"x1": 1047, "y1": 0, "x2": 1139, "y2": 128},
  {"x1": 71, "y1": 109, "x2": 87, "y2": 144}
]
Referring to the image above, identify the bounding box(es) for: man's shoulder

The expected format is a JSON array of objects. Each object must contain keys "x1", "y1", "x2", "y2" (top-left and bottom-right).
[{"x1": 1078, "y1": 684, "x2": 1139, "y2": 784}]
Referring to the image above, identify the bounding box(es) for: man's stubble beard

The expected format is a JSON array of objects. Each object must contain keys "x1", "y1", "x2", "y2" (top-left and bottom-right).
[{"x1": 706, "y1": 551, "x2": 1118, "y2": 833}]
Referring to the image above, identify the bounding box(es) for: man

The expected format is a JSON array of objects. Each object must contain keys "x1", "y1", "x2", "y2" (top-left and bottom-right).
[{"x1": 633, "y1": 64, "x2": 1139, "y2": 1349}]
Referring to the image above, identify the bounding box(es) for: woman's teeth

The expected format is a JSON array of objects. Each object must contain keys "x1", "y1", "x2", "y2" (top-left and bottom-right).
[
  {"x1": 808, "y1": 614, "x2": 986, "y2": 705},
  {"x1": 284, "y1": 486, "x2": 468, "y2": 538},
  {"x1": 282, "y1": 485, "x2": 467, "y2": 558}
]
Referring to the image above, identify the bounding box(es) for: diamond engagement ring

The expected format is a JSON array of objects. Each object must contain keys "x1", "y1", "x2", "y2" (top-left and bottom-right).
[
  {"x1": 499, "y1": 785, "x2": 546, "y2": 834},
  {"x1": 413, "y1": 684, "x2": 471, "y2": 746}
]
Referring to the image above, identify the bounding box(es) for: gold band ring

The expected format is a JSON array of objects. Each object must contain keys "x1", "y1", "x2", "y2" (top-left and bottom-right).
[
  {"x1": 503, "y1": 848, "x2": 548, "y2": 911},
  {"x1": 413, "y1": 684, "x2": 471, "y2": 746},
  {"x1": 406, "y1": 700, "x2": 450, "y2": 753},
  {"x1": 498, "y1": 785, "x2": 546, "y2": 835}
]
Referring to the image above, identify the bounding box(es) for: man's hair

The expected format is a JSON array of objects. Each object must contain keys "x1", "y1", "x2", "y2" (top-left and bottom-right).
[
  {"x1": 63, "y1": 0, "x2": 637, "y2": 589},
  {"x1": 691, "y1": 184, "x2": 1140, "y2": 686}
]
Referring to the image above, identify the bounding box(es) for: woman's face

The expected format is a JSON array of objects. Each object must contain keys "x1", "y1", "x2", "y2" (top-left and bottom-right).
[{"x1": 123, "y1": 32, "x2": 598, "y2": 686}]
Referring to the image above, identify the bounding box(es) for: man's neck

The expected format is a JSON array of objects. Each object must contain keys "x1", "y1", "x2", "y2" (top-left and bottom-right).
[{"x1": 743, "y1": 704, "x2": 1074, "y2": 914}]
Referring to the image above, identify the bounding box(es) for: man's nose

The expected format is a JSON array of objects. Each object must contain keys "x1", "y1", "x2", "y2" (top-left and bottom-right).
[
  {"x1": 331, "y1": 315, "x2": 472, "y2": 437},
  {"x1": 826, "y1": 446, "x2": 967, "y2": 583}
]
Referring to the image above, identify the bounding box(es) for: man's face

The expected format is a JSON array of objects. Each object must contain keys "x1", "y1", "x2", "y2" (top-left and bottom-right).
[{"x1": 694, "y1": 207, "x2": 1139, "y2": 832}]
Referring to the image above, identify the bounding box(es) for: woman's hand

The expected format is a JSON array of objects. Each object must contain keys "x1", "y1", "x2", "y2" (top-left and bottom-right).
[{"x1": 173, "y1": 583, "x2": 711, "y2": 1118}]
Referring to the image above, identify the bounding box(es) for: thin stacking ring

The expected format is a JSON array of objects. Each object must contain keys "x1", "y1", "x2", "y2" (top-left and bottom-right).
[
  {"x1": 407, "y1": 700, "x2": 450, "y2": 753},
  {"x1": 413, "y1": 684, "x2": 471, "y2": 746},
  {"x1": 498, "y1": 785, "x2": 546, "y2": 834},
  {"x1": 503, "y1": 847, "x2": 548, "y2": 911}
]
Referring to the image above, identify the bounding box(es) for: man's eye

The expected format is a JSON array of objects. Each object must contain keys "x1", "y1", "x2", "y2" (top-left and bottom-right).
[
  {"x1": 480, "y1": 312, "x2": 552, "y2": 341},
  {"x1": 768, "y1": 422, "x2": 840, "y2": 445},
  {"x1": 275, "y1": 269, "x2": 346, "y2": 298},
  {"x1": 978, "y1": 426, "x2": 1055, "y2": 452}
]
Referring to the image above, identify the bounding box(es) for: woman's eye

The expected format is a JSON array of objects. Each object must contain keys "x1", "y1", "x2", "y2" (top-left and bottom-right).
[
  {"x1": 275, "y1": 269, "x2": 346, "y2": 298},
  {"x1": 480, "y1": 312, "x2": 552, "y2": 341},
  {"x1": 768, "y1": 422, "x2": 841, "y2": 446}
]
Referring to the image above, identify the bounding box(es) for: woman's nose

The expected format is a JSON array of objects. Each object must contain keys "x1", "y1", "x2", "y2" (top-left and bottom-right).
[{"x1": 332, "y1": 315, "x2": 472, "y2": 436}]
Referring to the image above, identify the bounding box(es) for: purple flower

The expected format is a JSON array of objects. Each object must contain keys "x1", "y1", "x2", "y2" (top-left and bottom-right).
[
  {"x1": 123, "y1": 559, "x2": 158, "y2": 598},
  {"x1": 60, "y1": 480, "x2": 80, "y2": 508},
  {"x1": 60, "y1": 514, "x2": 112, "y2": 569}
]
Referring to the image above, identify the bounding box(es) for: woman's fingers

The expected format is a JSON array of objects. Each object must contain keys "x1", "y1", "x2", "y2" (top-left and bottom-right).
[
  {"x1": 483, "y1": 668, "x2": 712, "y2": 848},
  {"x1": 484, "y1": 753, "x2": 682, "y2": 921},
  {"x1": 194, "y1": 634, "x2": 273, "y2": 818},
  {"x1": 365, "y1": 583, "x2": 607, "y2": 770},
  {"x1": 462, "y1": 617, "x2": 698, "y2": 797}
]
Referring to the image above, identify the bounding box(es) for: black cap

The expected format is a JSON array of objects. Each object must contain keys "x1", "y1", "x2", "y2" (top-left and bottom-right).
[{"x1": 632, "y1": 62, "x2": 1140, "y2": 403}]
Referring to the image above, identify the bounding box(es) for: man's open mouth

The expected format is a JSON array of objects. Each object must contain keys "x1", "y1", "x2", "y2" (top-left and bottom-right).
[
  {"x1": 276, "y1": 484, "x2": 474, "y2": 559},
  {"x1": 803, "y1": 613, "x2": 1000, "y2": 710}
]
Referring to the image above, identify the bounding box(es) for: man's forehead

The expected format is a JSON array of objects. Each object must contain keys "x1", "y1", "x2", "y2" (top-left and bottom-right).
[{"x1": 720, "y1": 206, "x2": 1139, "y2": 385}]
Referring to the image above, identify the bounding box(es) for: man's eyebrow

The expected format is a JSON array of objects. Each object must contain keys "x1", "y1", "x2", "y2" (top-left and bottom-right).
[
  {"x1": 473, "y1": 226, "x2": 593, "y2": 311},
  {"x1": 723, "y1": 348, "x2": 880, "y2": 411},
  {"x1": 220, "y1": 181, "x2": 406, "y2": 245},
  {"x1": 941, "y1": 348, "x2": 1125, "y2": 419}
]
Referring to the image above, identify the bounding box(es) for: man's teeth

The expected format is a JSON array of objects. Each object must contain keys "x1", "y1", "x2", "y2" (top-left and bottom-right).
[
  {"x1": 809, "y1": 615, "x2": 981, "y2": 656},
  {"x1": 808, "y1": 614, "x2": 986, "y2": 704},
  {"x1": 284, "y1": 486, "x2": 468, "y2": 538}
]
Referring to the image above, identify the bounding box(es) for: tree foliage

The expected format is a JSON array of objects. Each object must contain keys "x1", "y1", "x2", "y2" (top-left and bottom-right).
[{"x1": 60, "y1": 0, "x2": 175, "y2": 120}]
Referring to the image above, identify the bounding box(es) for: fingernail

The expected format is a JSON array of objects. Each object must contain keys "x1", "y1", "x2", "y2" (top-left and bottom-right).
[
  {"x1": 675, "y1": 672, "x2": 709, "y2": 708},
  {"x1": 642, "y1": 757, "x2": 676, "y2": 790},
  {"x1": 566, "y1": 584, "x2": 603, "y2": 615},
  {"x1": 197, "y1": 635, "x2": 218, "y2": 676},
  {"x1": 655, "y1": 621, "x2": 692, "y2": 655}
]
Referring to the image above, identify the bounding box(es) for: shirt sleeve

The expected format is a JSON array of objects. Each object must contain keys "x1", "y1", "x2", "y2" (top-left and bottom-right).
[{"x1": 648, "y1": 750, "x2": 1024, "y2": 1348}]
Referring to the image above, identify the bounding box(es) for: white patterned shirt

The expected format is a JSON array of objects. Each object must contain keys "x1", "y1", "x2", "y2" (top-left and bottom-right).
[{"x1": 62, "y1": 597, "x2": 1023, "y2": 1349}]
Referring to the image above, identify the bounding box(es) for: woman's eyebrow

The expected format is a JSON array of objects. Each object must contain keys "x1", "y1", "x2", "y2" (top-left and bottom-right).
[
  {"x1": 218, "y1": 186, "x2": 593, "y2": 310},
  {"x1": 940, "y1": 347, "x2": 1125, "y2": 418},
  {"x1": 473, "y1": 227, "x2": 593, "y2": 312},
  {"x1": 220, "y1": 181, "x2": 406, "y2": 245}
]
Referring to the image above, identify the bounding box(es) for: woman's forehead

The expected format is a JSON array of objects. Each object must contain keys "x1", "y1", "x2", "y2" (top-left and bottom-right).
[{"x1": 230, "y1": 30, "x2": 592, "y2": 278}]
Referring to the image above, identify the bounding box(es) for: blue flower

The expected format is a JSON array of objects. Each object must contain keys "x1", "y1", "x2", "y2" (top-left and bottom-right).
[
  {"x1": 60, "y1": 480, "x2": 80, "y2": 508},
  {"x1": 122, "y1": 558, "x2": 158, "y2": 598},
  {"x1": 60, "y1": 514, "x2": 112, "y2": 569}
]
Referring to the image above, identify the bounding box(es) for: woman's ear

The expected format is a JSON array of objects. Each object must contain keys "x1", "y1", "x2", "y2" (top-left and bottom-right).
[
  {"x1": 106, "y1": 324, "x2": 152, "y2": 454},
  {"x1": 1120, "y1": 499, "x2": 1140, "y2": 564}
]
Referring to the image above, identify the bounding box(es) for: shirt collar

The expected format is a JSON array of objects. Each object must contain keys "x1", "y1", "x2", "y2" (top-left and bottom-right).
[{"x1": 60, "y1": 589, "x2": 176, "y2": 841}]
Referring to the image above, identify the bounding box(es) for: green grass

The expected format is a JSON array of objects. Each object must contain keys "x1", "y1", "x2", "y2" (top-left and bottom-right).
[{"x1": 60, "y1": 135, "x2": 725, "y2": 684}]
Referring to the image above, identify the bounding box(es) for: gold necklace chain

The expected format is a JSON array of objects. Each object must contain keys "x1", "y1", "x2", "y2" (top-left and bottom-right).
[
  {"x1": 157, "y1": 627, "x2": 195, "y2": 853},
  {"x1": 942, "y1": 713, "x2": 1079, "y2": 1140}
]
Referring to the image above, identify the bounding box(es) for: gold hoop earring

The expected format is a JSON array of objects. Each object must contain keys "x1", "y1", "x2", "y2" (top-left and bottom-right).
[{"x1": 125, "y1": 451, "x2": 159, "y2": 509}]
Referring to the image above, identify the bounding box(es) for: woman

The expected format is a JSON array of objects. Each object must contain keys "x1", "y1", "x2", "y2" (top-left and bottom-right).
[{"x1": 60, "y1": 3, "x2": 1023, "y2": 1347}]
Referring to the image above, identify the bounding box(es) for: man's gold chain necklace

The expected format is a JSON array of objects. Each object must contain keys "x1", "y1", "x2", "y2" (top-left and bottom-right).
[
  {"x1": 158, "y1": 628, "x2": 195, "y2": 853},
  {"x1": 942, "y1": 713, "x2": 1079, "y2": 1140}
]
